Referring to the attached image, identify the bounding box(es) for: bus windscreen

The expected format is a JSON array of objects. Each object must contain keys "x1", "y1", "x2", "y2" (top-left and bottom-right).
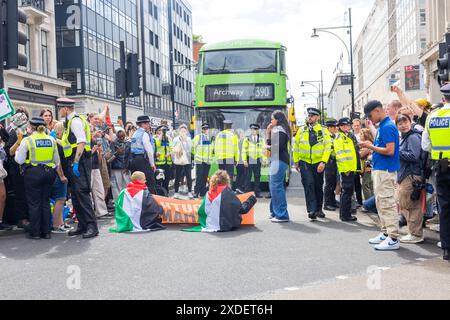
[{"x1": 203, "y1": 49, "x2": 277, "y2": 75}]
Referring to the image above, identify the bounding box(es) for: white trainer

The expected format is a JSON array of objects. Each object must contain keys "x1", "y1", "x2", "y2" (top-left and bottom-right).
[
  {"x1": 369, "y1": 233, "x2": 387, "y2": 245},
  {"x1": 400, "y1": 234, "x2": 424, "y2": 244},
  {"x1": 375, "y1": 237, "x2": 400, "y2": 251},
  {"x1": 187, "y1": 192, "x2": 195, "y2": 200},
  {"x1": 173, "y1": 193, "x2": 182, "y2": 199}
]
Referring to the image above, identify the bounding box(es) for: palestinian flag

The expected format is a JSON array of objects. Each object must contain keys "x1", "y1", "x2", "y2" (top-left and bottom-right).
[
  {"x1": 184, "y1": 186, "x2": 255, "y2": 233},
  {"x1": 110, "y1": 181, "x2": 166, "y2": 233}
]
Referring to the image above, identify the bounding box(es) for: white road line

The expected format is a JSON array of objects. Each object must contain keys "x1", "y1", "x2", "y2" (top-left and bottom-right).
[
  {"x1": 416, "y1": 258, "x2": 428, "y2": 262},
  {"x1": 284, "y1": 287, "x2": 300, "y2": 291},
  {"x1": 336, "y1": 276, "x2": 349, "y2": 280}
]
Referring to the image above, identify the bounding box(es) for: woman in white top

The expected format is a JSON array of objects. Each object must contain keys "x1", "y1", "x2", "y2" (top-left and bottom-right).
[{"x1": 172, "y1": 124, "x2": 193, "y2": 199}]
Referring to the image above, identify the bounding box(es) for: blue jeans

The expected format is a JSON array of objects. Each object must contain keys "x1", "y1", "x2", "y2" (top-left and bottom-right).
[
  {"x1": 269, "y1": 160, "x2": 289, "y2": 220},
  {"x1": 363, "y1": 196, "x2": 378, "y2": 214}
]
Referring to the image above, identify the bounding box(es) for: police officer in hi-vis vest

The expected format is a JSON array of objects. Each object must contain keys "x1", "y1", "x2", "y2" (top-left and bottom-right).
[
  {"x1": 155, "y1": 125, "x2": 174, "y2": 193},
  {"x1": 192, "y1": 123, "x2": 214, "y2": 198},
  {"x1": 215, "y1": 120, "x2": 239, "y2": 182},
  {"x1": 323, "y1": 119, "x2": 339, "y2": 211},
  {"x1": 293, "y1": 107, "x2": 332, "y2": 221},
  {"x1": 243, "y1": 124, "x2": 265, "y2": 198},
  {"x1": 129, "y1": 115, "x2": 157, "y2": 195},
  {"x1": 15, "y1": 117, "x2": 60, "y2": 240},
  {"x1": 57, "y1": 98, "x2": 99, "y2": 239},
  {"x1": 334, "y1": 118, "x2": 361, "y2": 222},
  {"x1": 422, "y1": 83, "x2": 450, "y2": 263}
]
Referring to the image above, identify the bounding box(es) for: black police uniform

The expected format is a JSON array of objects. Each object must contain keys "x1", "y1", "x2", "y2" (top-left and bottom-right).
[
  {"x1": 324, "y1": 120, "x2": 338, "y2": 210},
  {"x1": 22, "y1": 119, "x2": 57, "y2": 239}
]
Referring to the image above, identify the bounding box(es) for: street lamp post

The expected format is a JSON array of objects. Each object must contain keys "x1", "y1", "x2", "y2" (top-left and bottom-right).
[
  {"x1": 312, "y1": 8, "x2": 355, "y2": 116},
  {"x1": 301, "y1": 77, "x2": 324, "y2": 123}
]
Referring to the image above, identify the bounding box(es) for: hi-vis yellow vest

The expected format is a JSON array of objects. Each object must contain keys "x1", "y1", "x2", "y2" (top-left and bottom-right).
[
  {"x1": 214, "y1": 130, "x2": 239, "y2": 162},
  {"x1": 427, "y1": 108, "x2": 450, "y2": 161},
  {"x1": 333, "y1": 132, "x2": 360, "y2": 174},
  {"x1": 24, "y1": 133, "x2": 56, "y2": 167},
  {"x1": 293, "y1": 124, "x2": 332, "y2": 164},
  {"x1": 243, "y1": 135, "x2": 265, "y2": 162},
  {"x1": 192, "y1": 133, "x2": 214, "y2": 164},
  {"x1": 155, "y1": 137, "x2": 173, "y2": 165},
  {"x1": 62, "y1": 115, "x2": 92, "y2": 159}
]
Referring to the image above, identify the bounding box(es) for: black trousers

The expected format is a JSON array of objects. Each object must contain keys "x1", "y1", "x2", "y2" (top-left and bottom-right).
[
  {"x1": 324, "y1": 158, "x2": 338, "y2": 207},
  {"x1": 245, "y1": 161, "x2": 261, "y2": 195},
  {"x1": 174, "y1": 164, "x2": 193, "y2": 193},
  {"x1": 354, "y1": 173, "x2": 363, "y2": 205},
  {"x1": 219, "y1": 162, "x2": 235, "y2": 182},
  {"x1": 68, "y1": 156, "x2": 98, "y2": 232},
  {"x1": 235, "y1": 164, "x2": 247, "y2": 191},
  {"x1": 299, "y1": 161, "x2": 324, "y2": 214},
  {"x1": 194, "y1": 163, "x2": 210, "y2": 197},
  {"x1": 129, "y1": 156, "x2": 156, "y2": 195},
  {"x1": 340, "y1": 172, "x2": 355, "y2": 219},
  {"x1": 437, "y1": 171, "x2": 450, "y2": 250},
  {"x1": 9, "y1": 163, "x2": 28, "y2": 222},
  {"x1": 157, "y1": 164, "x2": 174, "y2": 192},
  {"x1": 24, "y1": 166, "x2": 57, "y2": 237}
]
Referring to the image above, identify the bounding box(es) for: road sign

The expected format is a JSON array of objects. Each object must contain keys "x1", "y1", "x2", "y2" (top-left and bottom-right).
[{"x1": 0, "y1": 89, "x2": 15, "y2": 121}]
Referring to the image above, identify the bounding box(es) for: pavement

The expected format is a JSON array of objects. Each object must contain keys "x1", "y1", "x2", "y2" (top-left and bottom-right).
[{"x1": 0, "y1": 171, "x2": 448, "y2": 300}]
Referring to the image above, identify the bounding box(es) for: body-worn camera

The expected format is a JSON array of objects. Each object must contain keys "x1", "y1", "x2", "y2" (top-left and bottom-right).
[{"x1": 411, "y1": 180, "x2": 426, "y2": 201}]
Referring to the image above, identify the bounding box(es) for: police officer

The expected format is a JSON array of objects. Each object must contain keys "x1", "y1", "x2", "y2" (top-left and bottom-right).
[
  {"x1": 129, "y1": 116, "x2": 157, "y2": 194},
  {"x1": 15, "y1": 117, "x2": 60, "y2": 239},
  {"x1": 215, "y1": 120, "x2": 239, "y2": 182},
  {"x1": 235, "y1": 129, "x2": 247, "y2": 194},
  {"x1": 334, "y1": 118, "x2": 361, "y2": 222},
  {"x1": 192, "y1": 123, "x2": 213, "y2": 198},
  {"x1": 422, "y1": 83, "x2": 450, "y2": 263},
  {"x1": 324, "y1": 119, "x2": 339, "y2": 211},
  {"x1": 243, "y1": 124, "x2": 265, "y2": 198},
  {"x1": 57, "y1": 98, "x2": 99, "y2": 239},
  {"x1": 155, "y1": 125, "x2": 173, "y2": 193},
  {"x1": 293, "y1": 108, "x2": 332, "y2": 220}
]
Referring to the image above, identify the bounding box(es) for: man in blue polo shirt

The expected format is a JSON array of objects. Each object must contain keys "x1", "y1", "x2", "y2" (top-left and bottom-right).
[{"x1": 360, "y1": 100, "x2": 401, "y2": 251}]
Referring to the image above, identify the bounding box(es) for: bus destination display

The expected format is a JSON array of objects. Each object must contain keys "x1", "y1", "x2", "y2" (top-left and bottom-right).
[{"x1": 205, "y1": 84, "x2": 274, "y2": 102}]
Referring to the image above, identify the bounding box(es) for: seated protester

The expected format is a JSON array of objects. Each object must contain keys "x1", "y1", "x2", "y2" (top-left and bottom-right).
[
  {"x1": 184, "y1": 170, "x2": 257, "y2": 233},
  {"x1": 110, "y1": 172, "x2": 166, "y2": 233}
]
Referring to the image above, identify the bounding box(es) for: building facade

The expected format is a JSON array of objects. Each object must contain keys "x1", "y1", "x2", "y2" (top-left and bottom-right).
[
  {"x1": 327, "y1": 73, "x2": 352, "y2": 120},
  {"x1": 351, "y1": 0, "x2": 427, "y2": 115},
  {"x1": 55, "y1": 0, "x2": 194, "y2": 125},
  {"x1": 420, "y1": 0, "x2": 450, "y2": 102},
  {"x1": 5, "y1": 0, "x2": 71, "y2": 118}
]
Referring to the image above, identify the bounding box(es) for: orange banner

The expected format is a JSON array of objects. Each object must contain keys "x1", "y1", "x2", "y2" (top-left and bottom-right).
[{"x1": 153, "y1": 193, "x2": 255, "y2": 225}]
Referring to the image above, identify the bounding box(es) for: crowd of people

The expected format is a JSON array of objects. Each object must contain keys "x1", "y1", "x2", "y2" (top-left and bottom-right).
[
  {"x1": 289, "y1": 83, "x2": 449, "y2": 261},
  {"x1": 0, "y1": 84, "x2": 449, "y2": 263}
]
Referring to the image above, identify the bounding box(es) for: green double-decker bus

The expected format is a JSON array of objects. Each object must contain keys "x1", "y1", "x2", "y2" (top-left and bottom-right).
[{"x1": 195, "y1": 39, "x2": 291, "y2": 185}]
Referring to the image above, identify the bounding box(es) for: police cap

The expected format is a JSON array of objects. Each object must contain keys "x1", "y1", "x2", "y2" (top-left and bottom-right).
[
  {"x1": 307, "y1": 108, "x2": 321, "y2": 116},
  {"x1": 29, "y1": 117, "x2": 46, "y2": 127},
  {"x1": 136, "y1": 115, "x2": 151, "y2": 124},
  {"x1": 325, "y1": 119, "x2": 338, "y2": 127},
  {"x1": 56, "y1": 97, "x2": 75, "y2": 108},
  {"x1": 338, "y1": 117, "x2": 352, "y2": 126},
  {"x1": 250, "y1": 123, "x2": 261, "y2": 130},
  {"x1": 441, "y1": 83, "x2": 450, "y2": 97}
]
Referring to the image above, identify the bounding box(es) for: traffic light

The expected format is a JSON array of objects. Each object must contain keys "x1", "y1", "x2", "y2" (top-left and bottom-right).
[
  {"x1": 126, "y1": 53, "x2": 142, "y2": 97},
  {"x1": 437, "y1": 33, "x2": 450, "y2": 85},
  {"x1": 115, "y1": 68, "x2": 126, "y2": 99},
  {"x1": 2, "y1": 0, "x2": 28, "y2": 69}
]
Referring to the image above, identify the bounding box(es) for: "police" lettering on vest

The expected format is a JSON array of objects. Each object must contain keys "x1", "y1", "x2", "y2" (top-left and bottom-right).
[
  {"x1": 429, "y1": 117, "x2": 450, "y2": 129},
  {"x1": 35, "y1": 139, "x2": 53, "y2": 148}
]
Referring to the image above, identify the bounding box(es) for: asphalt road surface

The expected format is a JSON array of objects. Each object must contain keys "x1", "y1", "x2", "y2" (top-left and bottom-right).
[{"x1": 0, "y1": 179, "x2": 446, "y2": 300}]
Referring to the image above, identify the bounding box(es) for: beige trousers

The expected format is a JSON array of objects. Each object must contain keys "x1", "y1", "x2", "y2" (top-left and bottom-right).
[
  {"x1": 399, "y1": 176, "x2": 424, "y2": 237},
  {"x1": 373, "y1": 170, "x2": 399, "y2": 238},
  {"x1": 91, "y1": 169, "x2": 108, "y2": 217}
]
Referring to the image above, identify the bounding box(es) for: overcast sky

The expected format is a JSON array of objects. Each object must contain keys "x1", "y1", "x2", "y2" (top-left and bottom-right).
[{"x1": 190, "y1": 0, "x2": 375, "y2": 110}]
